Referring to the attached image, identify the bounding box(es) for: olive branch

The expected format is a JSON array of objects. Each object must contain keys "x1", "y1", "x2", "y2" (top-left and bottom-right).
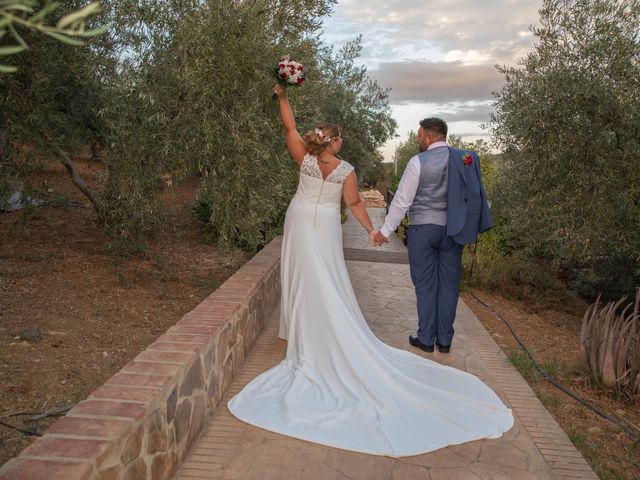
[{"x1": 0, "y1": 0, "x2": 109, "y2": 73}]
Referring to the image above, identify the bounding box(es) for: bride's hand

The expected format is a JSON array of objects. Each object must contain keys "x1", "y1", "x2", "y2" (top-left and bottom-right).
[
  {"x1": 368, "y1": 230, "x2": 378, "y2": 247},
  {"x1": 274, "y1": 84, "x2": 286, "y2": 98}
]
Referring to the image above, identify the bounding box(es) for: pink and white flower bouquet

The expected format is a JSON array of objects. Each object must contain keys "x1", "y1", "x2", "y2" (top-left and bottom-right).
[{"x1": 273, "y1": 56, "x2": 305, "y2": 87}]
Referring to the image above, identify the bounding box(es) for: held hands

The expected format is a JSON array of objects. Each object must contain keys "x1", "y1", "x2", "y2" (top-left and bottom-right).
[{"x1": 368, "y1": 230, "x2": 389, "y2": 247}]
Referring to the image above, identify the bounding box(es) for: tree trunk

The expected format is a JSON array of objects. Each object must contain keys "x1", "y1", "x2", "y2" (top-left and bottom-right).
[
  {"x1": 56, "y1": 149, "x2": 101, "y2": 211},
  {"x1": 0, "y1": 128, "x2": 7, "y2": 159}
]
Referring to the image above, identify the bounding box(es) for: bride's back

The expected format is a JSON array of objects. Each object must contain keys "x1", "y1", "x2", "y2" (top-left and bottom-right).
[{"x1": 296, "y1": 154, "x2": 354, "y2": 205}]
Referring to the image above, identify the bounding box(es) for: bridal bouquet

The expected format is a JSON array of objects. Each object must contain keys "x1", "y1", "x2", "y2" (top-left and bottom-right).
[{"x1": 273, "y1": 56, "x2": 305, "y2": 87}]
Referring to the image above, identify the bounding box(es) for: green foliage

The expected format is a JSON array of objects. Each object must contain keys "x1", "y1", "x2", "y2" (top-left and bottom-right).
[
  {"x1": 99, "y1": 0, "x2": 395, "y2": 252},
  {"x1": 2, "y1": 0, "x2": 396, "y2": 254},
  {"x1": 0, "y1": 0, "x2": 107, "y2": 73},
  {"x1": 389, "y1": 133, "x2": 493, "y2": 192},
  {"x1": 98, "y1": 85, "x2": 166, "y2": 255},
  {"x1": 507, "y1": 349, "x2": 540, "y2": 383},
  {"x1": 579, "y1": 292, "x2": 640, "y2": 399},
  {"x1": 567, "y1": 427, "x2": 587, "y2": 449},
  {"x1": 99, "y1": 1, "x2": 309, "y2": 251},
  {"x1": 0, "y1": 0, "x2": 111, "y2": 209},
  {"x1": 389, "y1": 131, "x2": 419, "y2": 191},
  {"x1": 507, "y1": 349, "x2": 560, "y2": 384},
  {"x1": 313, "y1": 37, "x2": 397, "y2": 186},
  {"x1": 491, "y1": 0, "x2": 640, "y2": 298}
]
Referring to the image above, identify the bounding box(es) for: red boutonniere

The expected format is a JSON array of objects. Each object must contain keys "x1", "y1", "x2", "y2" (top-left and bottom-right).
[{"x1": 462, "y1": 154, "x2": 473, "y2": 167}]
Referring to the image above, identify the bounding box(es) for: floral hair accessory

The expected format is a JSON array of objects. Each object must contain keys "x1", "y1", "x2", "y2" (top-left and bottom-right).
[{"x1": 315, "y1": 128, "x2": 333, "y2": 143}]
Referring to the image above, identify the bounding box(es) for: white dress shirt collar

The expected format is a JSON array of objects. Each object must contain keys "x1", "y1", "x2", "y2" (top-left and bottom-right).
[{"x1": 427, "y1": 141, "x2": 449, "y2": 151}]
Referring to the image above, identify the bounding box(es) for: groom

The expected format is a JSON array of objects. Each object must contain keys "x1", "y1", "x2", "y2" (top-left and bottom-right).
[{"x1": 372, "y1": 118, "x2": 492, "y2": 353}]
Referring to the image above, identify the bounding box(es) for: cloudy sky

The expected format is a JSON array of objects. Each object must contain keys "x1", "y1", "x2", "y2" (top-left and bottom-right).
[{"x1": 320, "y1": 0, "x2": 542, "y2": 160}]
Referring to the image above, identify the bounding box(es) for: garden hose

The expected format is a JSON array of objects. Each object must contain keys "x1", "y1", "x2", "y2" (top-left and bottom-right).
[{"x1": 468, "y1": 288, "x2": 640, "y2": 442}]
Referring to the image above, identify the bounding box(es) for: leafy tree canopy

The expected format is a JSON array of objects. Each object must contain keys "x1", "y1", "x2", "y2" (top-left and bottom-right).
[{"x1": 491, "y1": 0, "x2": 640, "y2": 296}]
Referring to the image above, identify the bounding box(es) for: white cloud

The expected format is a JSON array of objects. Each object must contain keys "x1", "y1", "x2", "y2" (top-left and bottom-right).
[
  {"x1": 444, "y1": 49, "x2": 492, "y2": 65},
  {"x1": 384, "y1": 101, "x2": 493, "y2": 137},
  {"x1": 320, "y1": 0, "x2": 542, "y2": 158},
  {"x1": 438, "y1": 102, "x2": 494, "y2": 123},
  {"x1": 323, "y1": 0, "x2": 541, "y2": 66}
]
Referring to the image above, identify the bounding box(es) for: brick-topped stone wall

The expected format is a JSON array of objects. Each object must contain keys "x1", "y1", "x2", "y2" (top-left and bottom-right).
[{"x1": 0, "y1": 237, "x2": 282, "y2": 480}]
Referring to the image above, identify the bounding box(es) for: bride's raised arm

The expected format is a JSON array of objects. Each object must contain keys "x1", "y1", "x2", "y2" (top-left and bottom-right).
[{"x1": 275, "y1": 84, "x2": 307, "y2": 167}]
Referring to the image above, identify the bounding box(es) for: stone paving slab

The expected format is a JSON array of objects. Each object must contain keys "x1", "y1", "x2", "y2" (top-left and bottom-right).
[
  {"x1": 342, "y1": 207, "x2": 407, "y2": 253},
  {"x1": 174, "y1": 210, "x2": 598, "y2": 480},
  {"x1": 343, "y1": 247, "x2": 409, "y2": 264}
]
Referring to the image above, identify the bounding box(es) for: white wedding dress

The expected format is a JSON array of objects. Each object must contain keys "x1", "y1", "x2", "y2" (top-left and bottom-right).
[{"x1": 227, "y1": 155, "x2": 513, "y2": 457}]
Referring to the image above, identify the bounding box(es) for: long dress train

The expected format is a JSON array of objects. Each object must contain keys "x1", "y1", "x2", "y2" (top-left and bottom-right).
[{"x1": 227, "y1": 155, "x2": 513, "y2": 457}]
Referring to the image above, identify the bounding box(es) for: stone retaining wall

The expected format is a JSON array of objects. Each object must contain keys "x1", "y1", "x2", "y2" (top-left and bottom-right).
[{"x1": 0, "y1": 237, "x2": 282, "y2": 480}]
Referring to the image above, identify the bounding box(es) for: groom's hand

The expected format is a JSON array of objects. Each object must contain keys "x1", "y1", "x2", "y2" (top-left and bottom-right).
[
  {"x1": 369, "y1": 230, "x2": 388, "y2": 247},
  {"x1": 375, "y1": 231, "x2": 389, "y2": 246}
]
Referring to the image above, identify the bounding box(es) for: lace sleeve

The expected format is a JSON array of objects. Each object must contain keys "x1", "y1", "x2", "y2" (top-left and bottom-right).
[{"x1": 327, "y1": 161, "x2": 355, "y2": 184}]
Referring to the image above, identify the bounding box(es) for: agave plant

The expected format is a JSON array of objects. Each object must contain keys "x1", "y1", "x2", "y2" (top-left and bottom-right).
[{"x1": 579, "y1": 289, "x2": 640, "y2": 398}]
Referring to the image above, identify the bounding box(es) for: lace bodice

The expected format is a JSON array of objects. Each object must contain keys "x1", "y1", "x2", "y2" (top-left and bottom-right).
[{"x1": 300, "y1": 154, "x2": 354, "y2": 184}]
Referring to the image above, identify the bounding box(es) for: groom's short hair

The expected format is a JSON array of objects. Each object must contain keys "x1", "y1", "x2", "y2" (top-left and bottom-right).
[{"x1": 419, "y1": 118, "x2": 448, "y2": 138}]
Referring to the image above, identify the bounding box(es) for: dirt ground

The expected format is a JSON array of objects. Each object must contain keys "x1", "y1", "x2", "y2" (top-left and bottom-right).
[
  {"x1": 0, "y1": 158, "x2": 249, "y2": 466},
  {"x1": 462, "y1": 289, "x2": 640, "y2": 480}
]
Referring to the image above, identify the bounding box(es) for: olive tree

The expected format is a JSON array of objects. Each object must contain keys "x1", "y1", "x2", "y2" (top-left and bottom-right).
[
  {"x1": 2, "y1": 0, "x2": 397, "y2": 254},
  {"x1": 99, "y1": 0, "x2": 335, "y2": 251},
  {"x1": 100, "y1": 0, "x2": 396, "y2": 252},
  {"x1": 490, "y1": 0, "x2": 640, "y2": 297},
  {"x1": 0, "y1": 0, "x2": 112, "y2": 211},
  {"x1": 0, "y1": 0, "x2": 107, "y2": 73},
  {"x1": 314, "y1": 37, "x2": 397, "y2": 186},
  {"x1": 389, "y1": 131, "x2": 418, "y2": 191}
]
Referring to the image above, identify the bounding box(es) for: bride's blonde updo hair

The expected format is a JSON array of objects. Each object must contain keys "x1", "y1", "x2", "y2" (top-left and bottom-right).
[{"x1": 303, "y1": 123, "x2": 341, "y2": 156}]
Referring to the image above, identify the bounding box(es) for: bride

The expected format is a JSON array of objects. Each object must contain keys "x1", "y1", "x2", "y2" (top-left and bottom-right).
[{"x1": 227, "y1": 84, "x2": 513, "y2": 457}]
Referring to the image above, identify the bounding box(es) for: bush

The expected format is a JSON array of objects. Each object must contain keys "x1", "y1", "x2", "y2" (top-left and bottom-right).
[
  {"x1": 579, "y1": 291, "x2": 640, "y2": 400},
  {"x1": 490, "y1": 0, "x2": 640, "y2": 298},
  {"x1": 97, "y1": 2, "x2": 395, "y2": 252}
]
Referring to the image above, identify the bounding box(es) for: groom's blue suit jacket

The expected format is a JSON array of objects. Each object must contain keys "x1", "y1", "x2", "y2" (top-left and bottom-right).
[{"x1": 446, "y1": 147, "x2": 493, "y2": 245}]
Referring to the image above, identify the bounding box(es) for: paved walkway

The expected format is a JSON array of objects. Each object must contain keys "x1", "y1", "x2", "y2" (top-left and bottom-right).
[{"x1": 174, "y1": 208, "x2": 597, "y2": 480}]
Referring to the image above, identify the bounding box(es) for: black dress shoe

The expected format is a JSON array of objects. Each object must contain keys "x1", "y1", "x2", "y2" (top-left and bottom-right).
[
  {"x1": 409, "y1": 335, "x2": 434, "y2": 353},
  {"x1": 436, "y1": 340, "x2": 451, "y2": 353}
]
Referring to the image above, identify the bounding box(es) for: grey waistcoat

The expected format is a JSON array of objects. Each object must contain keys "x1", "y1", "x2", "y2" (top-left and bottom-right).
[{"x1": 408, "y1": 147, "x2": 449, "y2": 226}]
